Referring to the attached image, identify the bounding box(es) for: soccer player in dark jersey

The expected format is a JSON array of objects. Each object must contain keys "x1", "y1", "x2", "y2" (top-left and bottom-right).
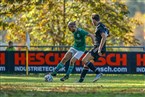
[
  {"x1": 78, "y1": 14, "x2": 109, "y2": 83},
  {"x1": 51, "y1": 21, "x2": 95, "y2": 81}
]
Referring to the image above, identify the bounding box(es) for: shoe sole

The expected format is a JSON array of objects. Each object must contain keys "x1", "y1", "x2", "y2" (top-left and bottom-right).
[
  {"x1": 93, "y1": 74, "x2": 103, "y2": 82},
  {"x1": 92, "y1": 78, "x2": 99, "y2": 83}
]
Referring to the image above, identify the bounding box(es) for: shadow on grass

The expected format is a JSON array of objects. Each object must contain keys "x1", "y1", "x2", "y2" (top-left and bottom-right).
[{"x1": 0, "y1": 89, "x2": 145, "y2": 97}]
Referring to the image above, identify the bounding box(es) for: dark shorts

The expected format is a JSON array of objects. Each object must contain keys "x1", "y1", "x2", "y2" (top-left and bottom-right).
[{"x1": 89, "y1": 47, "x2": 105, "y2": 61}]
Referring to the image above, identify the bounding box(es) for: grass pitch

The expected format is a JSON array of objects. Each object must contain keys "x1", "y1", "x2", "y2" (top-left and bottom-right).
[{"x1": 0, "y1": 74, "x2": 145, "y2": 97}]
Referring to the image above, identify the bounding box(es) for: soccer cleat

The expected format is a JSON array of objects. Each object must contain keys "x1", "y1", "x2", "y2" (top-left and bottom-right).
[
  {"x1": 76, "y1": 79, "x2": 84, "y2": 83},
  {"x1": 51, "y1": 72, "x2": 57, "y2": 77},
  {"x1": 93, "y1": 73, "x2": 103, "y2": 82},
  {"x1": 60, "y1": 75, "x2": 69, "y2": 81}
]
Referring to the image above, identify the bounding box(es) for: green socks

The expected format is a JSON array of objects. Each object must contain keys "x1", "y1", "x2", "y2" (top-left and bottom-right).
[
  {"x1": 66, "y1": 65, "x2": 74, "y2": 76},
  {"x1": 53, "y1": 63, "x2": 64, "y2": 74},
  {"x1": 52, "y1": 63, "x2": 74, "y2": 76}
]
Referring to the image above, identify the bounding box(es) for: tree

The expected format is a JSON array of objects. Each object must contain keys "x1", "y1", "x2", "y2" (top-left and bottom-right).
[{"x1": 0, "y1": 0, "x2": 141, "y2": 48}]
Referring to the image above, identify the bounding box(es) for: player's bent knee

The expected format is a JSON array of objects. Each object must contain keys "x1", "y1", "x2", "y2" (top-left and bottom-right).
[
  {"x1": 82, "y1": 55, "x2": 90, "y2": 63},
  {"x1": 82, "y1": 59, "x2": 88, "y2": 64},
  {"x1": 70, "y1": 60, "x2": 75, "y2": 66},
  {"x1": 70, "y1": 58, "x2": 77, "y2": 64}
]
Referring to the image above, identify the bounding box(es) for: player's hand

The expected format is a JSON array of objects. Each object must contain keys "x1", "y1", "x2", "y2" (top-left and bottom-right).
[{"x1": 98, "y1": 49, "x2": 102, "y2": 56}]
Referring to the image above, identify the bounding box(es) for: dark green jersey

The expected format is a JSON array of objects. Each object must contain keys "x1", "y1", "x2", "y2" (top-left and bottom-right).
[
  {"x1": 73, "y1": 28, "x2": 89, "y2": 51},
  {"x1": 6, "y1": 47, "x2": 15, "y2": 51}
]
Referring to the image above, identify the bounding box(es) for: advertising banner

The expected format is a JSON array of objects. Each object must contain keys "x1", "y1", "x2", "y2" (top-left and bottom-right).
[{"x1": 0, "y1": 51, "x2": 145, "y2": 74}]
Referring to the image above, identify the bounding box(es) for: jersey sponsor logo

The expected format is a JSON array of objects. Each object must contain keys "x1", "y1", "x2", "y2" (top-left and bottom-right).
[
  {"x1": 77, "y1": 34, "x2": 80, "y2": 38},
  {"x1": 75, "y1": 39, "x2": 81, "y2": 42}
]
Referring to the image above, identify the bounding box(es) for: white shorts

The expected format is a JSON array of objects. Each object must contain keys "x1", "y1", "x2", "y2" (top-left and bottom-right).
[{"x1": 68, "y1": 47, "x2": 84, "y2": 60}]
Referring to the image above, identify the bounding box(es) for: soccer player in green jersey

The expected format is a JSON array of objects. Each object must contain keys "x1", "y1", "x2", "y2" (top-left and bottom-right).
[
  {"x1": 51, "y1": 21, "x2": 95, "y2": 81},
  {"x1": 6, "y1": 41, "x2": 16, "y2": 51}
]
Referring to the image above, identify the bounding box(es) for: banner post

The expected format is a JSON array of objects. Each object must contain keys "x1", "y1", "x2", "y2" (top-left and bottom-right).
[
  {"x1": 26, "y1": 32, "x2": 30, "y2": 75},
  {"x1": 26, "y1": 47, "x2": 29, "y2": 75}
]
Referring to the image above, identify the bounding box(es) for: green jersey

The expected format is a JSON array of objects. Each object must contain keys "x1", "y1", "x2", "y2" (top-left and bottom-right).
[
  {"x1": 6, "y1": 47, "x2": 15, "y2": 51},
  {"x1": 73, "y1": 28, "x2": 89, "y2": 51}
]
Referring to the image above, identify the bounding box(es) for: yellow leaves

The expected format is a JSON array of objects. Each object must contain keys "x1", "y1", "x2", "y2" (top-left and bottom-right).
[
  {"x1": 27, "y1": 9, "x2": 36, "y2": 18},
  {"x1": 2, "y1": 0, "x2": 7, "y2": 3},
  {"x1": 136, "y1": 12, "x2": 145, "y2": 22},
  {"x1": 21, "y1": 14, "x2": 28, "y2": 22},
  {"x1": 5, "y1": 13, "x2": 12, "y2": 17},
  {"x1": 9, "y1": 22, "x2": 15, "y2": 28},
  {"x1": 5, "y1": 34, "x2": 11, "y2": 40},
  {"x1": 112, "y1": 0, "x2": 117, "y2": 2},
  {"x1": 0, "y1": 0, "x2": 140, "y2": 46},
  {"x1": 133, "y1": 12, "x2": 144, "y2": 25},
  {"x1": 39, "y1": 19, "x2": 48, "y2": 26},
  {"x1": 31, "y1": 0, "x2": 39, "y2": 3},
  {"x1": 100, "y1": 0, "x2": 109, "y2": 3},
  {"x1": 0, "y1": 26, "x2": 2, "y2": 30},
  {"x1": 111, "y1": 0, "x2": 126, "y2": 3}
]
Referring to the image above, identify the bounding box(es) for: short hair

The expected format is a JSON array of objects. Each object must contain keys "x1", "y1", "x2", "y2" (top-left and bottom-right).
[
  {"x1": 8, "y1": 41, "x2": 13, "y2": 45},
  {"x1": 92, "y1": 14, "x2": 100, "y2": 21},
  {"x1": 68, "y1": 21, "x2": 76, "y2": 27}
]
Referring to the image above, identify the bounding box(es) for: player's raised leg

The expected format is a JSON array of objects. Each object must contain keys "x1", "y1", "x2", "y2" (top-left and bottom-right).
[
  {"x1": 60, "y1": 57, "x2": 76, "y2": 81},
  {"x1": 51, "y1": 51, "x2": 72, "y2": 76},
  {"x1": 60, "y1": 50, "x2": 84, "y2": 81}
]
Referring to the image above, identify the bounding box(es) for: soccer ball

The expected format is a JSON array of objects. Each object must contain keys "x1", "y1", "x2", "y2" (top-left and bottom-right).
[{"x1": 44, "y1": 74, "x2": 53, "y2": 82}]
